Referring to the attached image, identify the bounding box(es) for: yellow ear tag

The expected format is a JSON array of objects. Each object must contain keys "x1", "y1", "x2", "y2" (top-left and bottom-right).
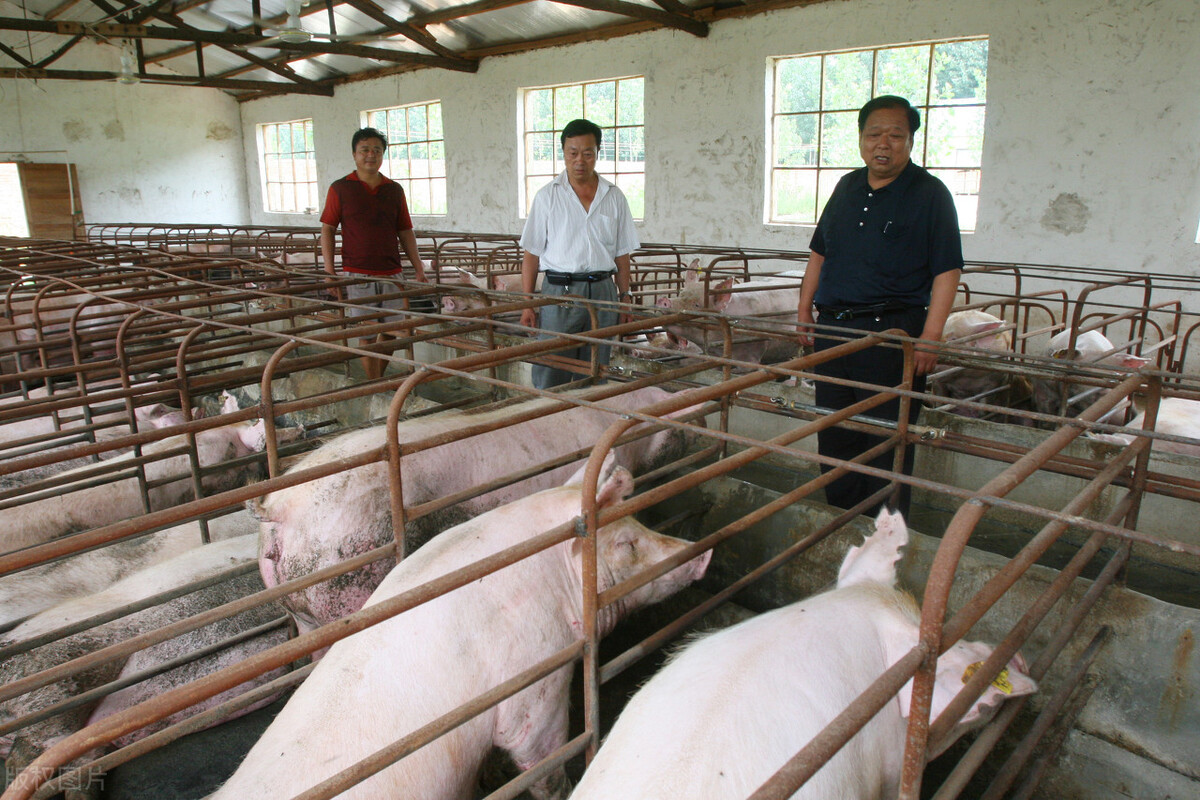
[{"x1": 962, "y1": 661, "x2": 1013, "y2": 694}]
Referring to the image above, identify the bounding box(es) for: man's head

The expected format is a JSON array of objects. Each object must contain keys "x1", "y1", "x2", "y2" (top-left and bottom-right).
[
  {"x1": 560, "y1": 118, "x2": 602, "y2": 184},
  {"x1": 857, "y1": 96, "x2": 918, "y2": 188},
  {"x1": 351, "y1": 127, "x2": 387, "y2": 175}
]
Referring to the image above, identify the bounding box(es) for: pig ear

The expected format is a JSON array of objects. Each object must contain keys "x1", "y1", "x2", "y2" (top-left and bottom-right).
[
  {"x1": 564, "y1": 451, "x2": 618, "y2": 489},
  {"x1": 595, "y1": 465, "x2": 635, "y2": 508},
  {"x1": 235, "y1": 419, "x2": 269, "y2": 452},
  {"x1": 221, "y1": 391, "x2": 240, "y2": 415},
  {"x1": 134, "y1": 402, "x2": 170, "y2": 421},
  {"x1": 927, "y1": 642, "x2": 1037, "y2": 725},
  {"x1": 968, "y1": 321, "x2": 1007, "y2": 350},
  {"x1": 837, "y1": 508, "x2": 908, "y2": 588},
  {"x1": 711, "y1": 278, "x2": 735, "y2": 311}
]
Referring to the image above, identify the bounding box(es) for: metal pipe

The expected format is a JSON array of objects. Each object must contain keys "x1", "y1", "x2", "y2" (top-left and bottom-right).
[{"x1": 978, "y1": 627, "x2": 1111, "y2": 800}]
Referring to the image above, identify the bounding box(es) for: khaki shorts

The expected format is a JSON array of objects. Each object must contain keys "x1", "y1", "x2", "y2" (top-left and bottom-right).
[{"x1": 345, "y1": 279, "x2": 407, "y2": 323}]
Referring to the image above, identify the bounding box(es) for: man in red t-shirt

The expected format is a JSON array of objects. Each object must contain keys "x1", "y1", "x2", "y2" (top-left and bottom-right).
[{"x1": 320, "y1": 127, "x2": 427, "y2": 379}]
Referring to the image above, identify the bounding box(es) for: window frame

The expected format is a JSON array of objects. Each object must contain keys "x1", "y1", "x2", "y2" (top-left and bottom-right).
[
  {"x1": 518, "y1": 75, "x2": 646, "y2": 220},
  {"x1": 766, "y1": 36, "x2": 988, "y2": 232},
  {"x1": 257, "y1": 118, "x2": 318, "y2": 215},
  {"x1": 361, "y1": 100, "x2": 448, "y2": 217}
]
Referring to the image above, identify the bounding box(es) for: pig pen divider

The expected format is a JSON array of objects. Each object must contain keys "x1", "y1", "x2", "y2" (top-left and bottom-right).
[
  {"x1": 0, "y1": 518, "x2": 585, "y2": 800},
  {"x1": 9, "y1": 235, "x2": 1200, "y2": 796}
]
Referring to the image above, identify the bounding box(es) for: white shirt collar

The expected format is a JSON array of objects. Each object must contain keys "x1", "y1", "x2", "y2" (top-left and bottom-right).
[{"x1": 552, "y1": 170, "x2": 612, "y2": 208}]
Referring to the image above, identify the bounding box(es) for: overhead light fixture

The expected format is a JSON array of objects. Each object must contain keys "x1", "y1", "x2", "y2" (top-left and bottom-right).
[{"x1": 117, "y1": 41, "x2": 140, "y2": 85}]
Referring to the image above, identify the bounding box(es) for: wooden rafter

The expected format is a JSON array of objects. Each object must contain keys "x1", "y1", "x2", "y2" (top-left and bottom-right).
[
  {"x1": 649, "y1": 0, "x2": 697, "y2": 16},
  {"x1": 550, "y1": 0, "x2": 708, "y2": 37},
  {"x1": 0, "y1": 15, "x2": 477, "y2": 72},
  {"x1": 146, "y1": 7, "x2": 323, "y2": 89},
  {"x1": 0, "y1": 65, "x2": 334, "y2": 95},
  {"x1": 407, "y1": 0, "x2": 532, "y2": 27},
  {"x1": 342, "y1": 0, "x2": 462, "y2": 60}
]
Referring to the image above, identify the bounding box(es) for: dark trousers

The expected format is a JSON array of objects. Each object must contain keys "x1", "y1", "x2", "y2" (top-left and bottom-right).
[
  {"x1": 533, "y1": 277, "x2": 619, "y2": 390},
  {"x1": 812, "y1": 306, "x2": 927, "y2": 518}
]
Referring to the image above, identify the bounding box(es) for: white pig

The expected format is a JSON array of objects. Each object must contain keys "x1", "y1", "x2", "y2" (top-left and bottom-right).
[
  {"x1": 930, "y1": 310, "x2": 1026, "y2": 417},
  {"x1": 570, "y1": 509, "x2": 1036, "y2": 800},
  {"x1": 1087, "y1": 397, "x2": 1200, "y2": 458},
  {"x1": 656, "y1": 260, "x2": 802, "y2": 364},
  {"x1": 624, "y1": 331, "x2": 702, "y2": 360},
  {"x1": 0, "y1": 420, "x2": 292, "y2": 554},
  {"x1": 1032, "y1": 328, "x2": 1150, "y2": 420},
  {"x1": 255, "y1": 386, "x2": 701, "y2": 634},
  {"x1": 0, "y1": 511, "x2": 258, "y2": 632},
  {"x1": 441, "y1": 293, "x2": 491, "y2": 314},
  {"x1": 492, "y1": 272, "x2": 543, "y2": 293},
  {"x1": 1, "y1": 536, "x2": 288, "y2": 797},
  {"x1": 212, "y1": 459, "x2": 711, "y2": 800},
  {"x1": 0, "y1": 399, "x2": 190, "y2": 450}
]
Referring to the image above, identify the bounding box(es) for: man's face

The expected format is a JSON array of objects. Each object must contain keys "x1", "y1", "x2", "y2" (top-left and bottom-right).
[
  {"x1": 353, "y1": 137, "x2": 386, "y2": 174},
  {"x1": 858, "y1": 107, "x2": 913, "y2": 186},
  {"x1": 562, "y1": 134, "x2": 598, "y2": 183}
]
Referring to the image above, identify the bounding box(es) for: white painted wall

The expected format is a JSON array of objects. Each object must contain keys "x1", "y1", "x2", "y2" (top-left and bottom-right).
[
  {"x1": 29, "y1": 0, "x2": 1186, "y2": 275},
  {"x1": 0, "y1": 41, "x2": 247, "y2": 225}
]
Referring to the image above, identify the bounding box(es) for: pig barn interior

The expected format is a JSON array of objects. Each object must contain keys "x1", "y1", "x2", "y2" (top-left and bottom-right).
[{"x1": 2, "y1": 2, "x2": 1199, "y2": 800}]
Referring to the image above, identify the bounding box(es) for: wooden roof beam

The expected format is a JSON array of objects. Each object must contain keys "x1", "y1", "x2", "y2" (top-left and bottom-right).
[
  {"x1": 341, "y1": 0, "x2": 462, "y2": 60},
  {"x1": 649, "y1": 0, "x2": 698, "y2": 16},
  {"x1": 0, "y1": 66, "x2": 334, "y2": 95},
  {"x1": 406, "y1": 0, "x2": 532, "y2": 28},
  {"x1": 550, "y1": 0, "x2": 708, "y2": 37}
]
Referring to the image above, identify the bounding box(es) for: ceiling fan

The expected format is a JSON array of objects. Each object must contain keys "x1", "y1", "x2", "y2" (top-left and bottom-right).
[{"x1": 255, "y1": 0, "x2": 397, "y2": 47}]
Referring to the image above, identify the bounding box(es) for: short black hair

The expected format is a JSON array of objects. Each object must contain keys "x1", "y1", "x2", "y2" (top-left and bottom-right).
[
  {"x1": 857, "y1": 96, "x2": 921, "y2": 135},
  {"x1": 560, "y1": 119, "x2": 602, "y2": 149},
  {"x1": 352, "y1": 127, "x2": 388, "y2": 151}
]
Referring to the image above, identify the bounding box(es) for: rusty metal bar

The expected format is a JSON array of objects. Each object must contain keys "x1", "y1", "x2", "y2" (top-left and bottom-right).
[
  {"x1": 929, "y1": 541, "x2": 1131, "y2": 800},
  {"x1": 1006, "y1": 677, "x2": 1100, "y2": 800},
  {"x1": 746, "y1": 645, "x2": 930, "y2": 800},
  {"x1": 1, "y1": 520, "x2": 577, "y2": 799},
  {"x1": 600, "y1": 482, "x2": 893, "y2": 684},
  {"x1": 896, "y1": 371, "x2": 1143, "y2": 800},
  {"x1": 0, "y1": 558, "x2": 257, "y2": 659},
  {"x1": 36, "y1": 663, "x2": 316, "y2": 800},
  {"x1": 285, "y1": 641, "x2": 585, "y2": 800},
  {"x1": 0, "y1": 616, "x2": 290, "y2": 739},
  {"x1": 979, "y1": 627, "x2": 1111, "y2": 800}
]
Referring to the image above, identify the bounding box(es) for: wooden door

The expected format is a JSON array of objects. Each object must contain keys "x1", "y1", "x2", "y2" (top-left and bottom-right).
[{"x1": 18, "y1": 163, "x2": 85, "y2": 240}]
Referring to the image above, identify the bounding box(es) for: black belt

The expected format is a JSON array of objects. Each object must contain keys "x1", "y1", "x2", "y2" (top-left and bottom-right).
[
  {"x1": 543, "y1": 270, "x2": 615, "y2": 286},
  {"x1": 817, "y1": 302, "x2": 926, "y2": 321}
]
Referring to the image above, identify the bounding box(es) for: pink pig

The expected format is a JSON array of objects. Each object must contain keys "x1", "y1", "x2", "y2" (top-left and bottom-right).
[
  {"x1": 254, "y1": 386, "x2": 701, "y2": 635},
  {"x1": 656, "y1": 260, "x2": 802, "y2": 364},
  {"x1": 571, "y1": 509, "x2": 1036, "y2": 800},
  {"x1": 212, "y1": 458, "x2": 710, "y2": 800},
  {"x1": 0, "y1": 420, "x2": 294, "y2": 554}
]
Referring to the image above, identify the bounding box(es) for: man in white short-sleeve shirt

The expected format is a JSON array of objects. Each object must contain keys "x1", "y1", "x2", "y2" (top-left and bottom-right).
[{"x1": 519, "y1": 118, "x2": 639, "y2": 389}]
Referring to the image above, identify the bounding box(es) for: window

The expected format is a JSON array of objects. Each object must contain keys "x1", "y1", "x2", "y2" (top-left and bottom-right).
[
  {"x1": 0, "y1": 164, "x2": 30, "y2": 236},
  {"x1": 768, "y1": 38, "x2": 988, "y2": 231},
  {"x1": 258, "y1": 119, "x2": 317, "y2": 214},
  {"x1": 520, "y1": 76, "x2": 645, "y2": 219},
  {"x1": 363, "y1": 101, "x2": 447, "y2": 216}
]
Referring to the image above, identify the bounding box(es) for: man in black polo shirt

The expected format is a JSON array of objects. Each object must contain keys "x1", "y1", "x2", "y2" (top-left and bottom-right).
[{"x1": 797, "y1": 95, "x2": 963, "y2": 517}]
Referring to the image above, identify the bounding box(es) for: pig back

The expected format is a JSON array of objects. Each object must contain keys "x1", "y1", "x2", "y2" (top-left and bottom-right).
[
  {"x1": 255, "y1": 387, "x2": 692, "y2": 631},
  {"x1": 572, "y1": 584, "x2": 917, "y2": 800}
]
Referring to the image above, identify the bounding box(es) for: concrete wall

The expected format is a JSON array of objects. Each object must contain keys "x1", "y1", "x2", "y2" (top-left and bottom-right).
[
  {"x1": 239, "y1": 0, "x2": 1200, "y2": 276},
  {"x1": 0, "y1": 41, "x2": 247, "y2": 225}
]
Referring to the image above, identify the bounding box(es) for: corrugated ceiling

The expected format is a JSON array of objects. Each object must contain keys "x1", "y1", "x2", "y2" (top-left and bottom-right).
[{"x1": 0, "y1": 0, "x2": 821, "y2": 99}]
